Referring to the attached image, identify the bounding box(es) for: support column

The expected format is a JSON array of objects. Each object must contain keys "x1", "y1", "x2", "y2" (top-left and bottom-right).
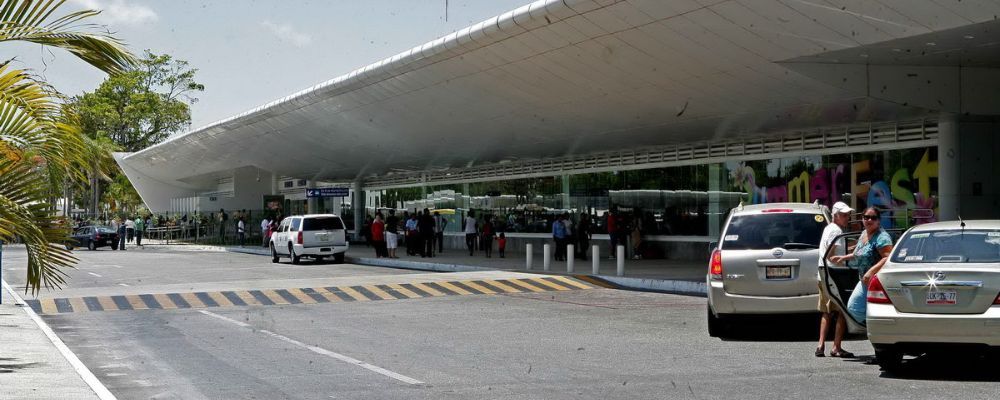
[
  {"x1": 708, "y1": 163, "x2": 722, "y2": 239},
  {"x1": 306, "y1": 180, "x2": 319, "y2": 214},
  {"x1": 938, "y1": 114, "x2": 960, "y2": 221},
  {"x1": 561, "y1": 174, "x2": 571, "y2": 210},
  {"x1": 353, "y1": 179, "x2": 365, "y2": 241}
]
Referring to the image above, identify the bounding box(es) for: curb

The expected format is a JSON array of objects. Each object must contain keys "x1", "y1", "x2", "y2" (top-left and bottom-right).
[{"x1": 221, "y1": 246, "x2": 706, "y2": 297}]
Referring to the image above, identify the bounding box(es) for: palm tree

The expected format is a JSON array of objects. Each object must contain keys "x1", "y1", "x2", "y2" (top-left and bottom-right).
[{"x1": 1, "y1": 0, "x2": 134, "y2": 294}]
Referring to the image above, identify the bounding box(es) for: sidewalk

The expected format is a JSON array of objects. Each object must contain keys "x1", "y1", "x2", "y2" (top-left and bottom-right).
[
  {"x1": 0, "y1": 281, "x2": 109, "y2": 400},
  {"x1": 223, "y1": 244, "x2": 708, "y2": 296}
]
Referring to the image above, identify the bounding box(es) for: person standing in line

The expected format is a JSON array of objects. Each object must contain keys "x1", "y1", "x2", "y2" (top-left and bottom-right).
[
  {"x1": 371, "y1": 213, "x2": 386, "y2": 258},
  {"x1": 385, "y1": 209, "x2": 400, "y2": 259},
  {"x1": 464, "y1": 210, "x2": 478, "y2": 256},
  {"x1": 552, "y1": 214, "x2": 568, "y2": 261},
  {"x1": 497, "y1": 232, "x2": 507, "y2": 258},
  {"x1": 606, "y1": 210, "x2": 618, "y2": 259},
  {"x1": 630, "y1": 215, "x2": 642, "y2": 259},
  {"x1": 405, "y1": 212, "x2": 419, "y2": 256},
  {"x1": 218, "y1": 208, "x2": 227, "y2": 243},
  {"x1": 576, "y1": 212, "x2": 591, "y2": 260},
  {"x1": 237, "y1": 217, "x2": 246, "y2": 247},
  {"x1": 420, "y1": 208, "x2": 435, "y2": 258},
  {"x1": 261, "y1": 216, "x2": 272, "y2": 248},
  {"x1": 482, "y1": 216, "x2": 494, "y2": 258},
  {"x1": 134, "y1": 215, "x2": 145, "y2": 247},
  {"x1": 125, "y1": 217, "x2": 135, "y2": 243},
  {"x1": 815, "y1": 202, "x2": 854, "y2": 358},
  {"x1": 362, "y1": 215, "x2": 373, "y2": 247},
  {"x1": 433, "y1": 211, "x2": 447, "y2": 254},
  {"x1": 117, "y1": 220, "x2": 127, "y2": 251}
]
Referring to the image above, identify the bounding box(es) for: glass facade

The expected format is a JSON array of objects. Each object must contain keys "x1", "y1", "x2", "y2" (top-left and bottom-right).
[{"x1": 364, "y1": 147, "x2": 938, "y2": 238}]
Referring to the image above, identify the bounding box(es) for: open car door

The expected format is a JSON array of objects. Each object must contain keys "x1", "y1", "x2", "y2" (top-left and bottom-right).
[{"x1": 819, "y1": 229, "x2": 903, "y2": 334}]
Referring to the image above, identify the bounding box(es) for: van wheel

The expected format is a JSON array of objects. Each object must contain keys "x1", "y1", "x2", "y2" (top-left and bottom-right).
[
  {"x1": 270, "y1": 243, "x2": 280, "y2": 263},
  {"x1": 88, "y1": 240, "x2": 97, "y2": 251},
  {"x1": 289, "y1": 244, "x2": 300, "y2": 264},
  {"x1": 707, "y1": 305, "x2": 728, "y2": 338},
  {"x1": 875, "y1": 346, "x2": 903, "y2": 373},
  {"x1": 334, "y1": 253, "x2": 345, "y2": 264}
]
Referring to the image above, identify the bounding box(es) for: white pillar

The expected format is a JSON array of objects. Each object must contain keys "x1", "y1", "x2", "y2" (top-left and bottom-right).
[
  {"x1": 566, "y1": 244, "x2": 575, "y2": 273},
  {"x1": 526, "y1": 243, "x2": 533, "y2": 270},
  {"x1": 616, "y1": 245, "x2": 625, "y2": 276},
  {"x1": 938, "y1": 114, "x2": 960, "y2": 221},
  {"x1": 592, "y1": 244, "x2": 600, "y2": 274},
  {"x1": 543, "y1": 244, "x2": 551, "y2": 271}
]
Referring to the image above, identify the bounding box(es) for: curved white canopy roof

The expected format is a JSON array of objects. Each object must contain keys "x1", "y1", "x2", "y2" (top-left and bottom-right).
[{"x1": 120, "y1": 0, "x2": 1000, "y2": 188}]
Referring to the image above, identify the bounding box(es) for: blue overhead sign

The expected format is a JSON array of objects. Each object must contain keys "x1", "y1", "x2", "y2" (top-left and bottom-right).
[{"x1": 306, "y1": 187, "x2": 350, "y2": 198}]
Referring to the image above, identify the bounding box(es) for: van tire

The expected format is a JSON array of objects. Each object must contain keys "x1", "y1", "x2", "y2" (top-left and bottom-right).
[
  {"x1": 289, "y1": 244, "x2": 300, "y2": 264},
  {"x1": 270, "y1": 243, "x2": 280, "y2": 263},
  {"x1": 334, "y1": 253, "x2": 345, "y2": 264},
  {"x1": 707, "y1": 305, "x2": 728, "y2": 338}
]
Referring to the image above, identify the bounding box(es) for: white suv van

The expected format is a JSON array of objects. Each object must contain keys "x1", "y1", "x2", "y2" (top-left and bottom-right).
[
  {"x1": 270, "y1": 214, "x2": 349, "y2": 264},
  {"x1": 708, "y1": 202, "x2": 830, "y2": 337}
]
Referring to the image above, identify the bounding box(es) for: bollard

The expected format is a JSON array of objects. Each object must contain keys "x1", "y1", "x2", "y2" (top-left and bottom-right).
[
  {"x1": 543, "y1": 243, "x2": 551, "y2": 271},
  {"x1": 566, "y1": 244, "x2": 575, "y2": 273},
  {"x1": 526, "y1": 243, "x2": 533, "y2": 270},
  {"x1": 592, "y1": 244, "x2": 600, "y2": 275},
  {"x1": 616, "y1": 245, "x2": 625, "y2": 276}
]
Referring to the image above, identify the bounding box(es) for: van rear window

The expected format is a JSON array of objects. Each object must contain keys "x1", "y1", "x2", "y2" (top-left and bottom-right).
[
  {"x1": 722, "y1": 213, "x2": 825, "y2": 250},
  {"x1": 303, "y1": 217, "x2": 344, "y2": 231}
]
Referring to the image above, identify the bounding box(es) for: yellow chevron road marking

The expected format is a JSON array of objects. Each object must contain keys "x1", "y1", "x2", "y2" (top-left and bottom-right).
[
  {"x1": 287, "y1": 288, "x2": 318, "y2": 304},
  {"x1": 362, "y1": 285, "x2": 395, "y2": 300},
  {"x1": 527, "y1": 278, "x2": 571, "y2": 291}
]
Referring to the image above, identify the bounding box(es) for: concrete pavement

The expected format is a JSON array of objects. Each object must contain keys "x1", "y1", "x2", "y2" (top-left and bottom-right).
[{"x1": 0, "y1": 281, "x2": 107, "y2": 400}]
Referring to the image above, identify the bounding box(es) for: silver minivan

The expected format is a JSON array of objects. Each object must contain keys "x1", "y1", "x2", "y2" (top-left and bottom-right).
[
  {"x1": 270, "y1": 214, "x2": 349, "y2": 264},
  {"x1": 708, "y1": 202, "x2": 830, "y2": 337}
]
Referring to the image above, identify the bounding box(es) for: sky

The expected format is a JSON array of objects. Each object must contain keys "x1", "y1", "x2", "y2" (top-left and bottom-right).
[{"x1": 8, "y1": 0, "x2": 532, "y2": 131}]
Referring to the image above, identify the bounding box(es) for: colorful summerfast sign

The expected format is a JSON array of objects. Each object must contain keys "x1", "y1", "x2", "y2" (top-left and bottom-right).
[{"x1": 728, "y1": 148, "x2": 938, "y2": 228}]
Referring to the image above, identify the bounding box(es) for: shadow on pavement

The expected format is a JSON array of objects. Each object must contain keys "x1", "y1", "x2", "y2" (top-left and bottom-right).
[{"x1": 877, "y1": 352, "x2": 1000, "y2": 382}]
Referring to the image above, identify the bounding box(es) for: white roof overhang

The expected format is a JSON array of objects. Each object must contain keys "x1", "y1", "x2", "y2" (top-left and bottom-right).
[{"x1": 119, "y1": 0, "x2": 1000, "y2": 188}]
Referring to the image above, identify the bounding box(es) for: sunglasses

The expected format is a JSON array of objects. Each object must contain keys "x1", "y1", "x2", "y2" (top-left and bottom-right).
[{"x1": 862, "y1": 215, "x2": 880, "y2": 221}]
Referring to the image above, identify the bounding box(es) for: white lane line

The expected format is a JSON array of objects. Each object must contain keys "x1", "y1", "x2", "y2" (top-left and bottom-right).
[
  {"x1": 199, "y1": 310, "x2": 423, "y2": 385},
  {"x1": 117, "y1": 283, "x2": 130, "y2": 287},
  {"x1": 2, "y1": 280, "x2": 118, "y2": 400},
  {"x1": 88, "y1": 272, "x2": 102, "y2": 278}
]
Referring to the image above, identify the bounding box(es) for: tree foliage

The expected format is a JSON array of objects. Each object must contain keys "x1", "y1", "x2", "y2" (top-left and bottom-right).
[
  {"x1": 72, "y1": 50, "x2": 203, "y2": 152},
  {"x1": 1, "y1": 0, "x2": 134, "y2": 294}
]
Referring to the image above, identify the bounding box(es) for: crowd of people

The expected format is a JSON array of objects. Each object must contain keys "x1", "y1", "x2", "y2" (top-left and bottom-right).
[{"x1": 357, "y1": 207, "x2": 651, "y2": 261}]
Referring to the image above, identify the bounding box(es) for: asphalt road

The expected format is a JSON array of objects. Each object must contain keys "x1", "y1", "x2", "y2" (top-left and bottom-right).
[{"x1": 2, "y1": 245, "x2": 998, "y2": 399}]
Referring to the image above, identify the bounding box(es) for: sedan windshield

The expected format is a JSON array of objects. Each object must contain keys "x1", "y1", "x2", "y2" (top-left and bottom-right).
[{"x1": 892, "y1": 229, "x2": 1000, "y2": 263}]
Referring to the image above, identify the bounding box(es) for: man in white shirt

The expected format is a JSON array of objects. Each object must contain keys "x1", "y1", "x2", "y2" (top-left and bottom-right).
[
  {"x1": 464, "y1": 210, "x2": 477, "y2": 256},
  {"x1": 816, "y1": 201, "x2": 853, "y2": 358}
]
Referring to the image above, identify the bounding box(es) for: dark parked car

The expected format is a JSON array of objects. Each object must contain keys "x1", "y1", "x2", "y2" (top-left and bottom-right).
[{"x1": 67, "y1": 226, "x2": 119, "y2": 251}]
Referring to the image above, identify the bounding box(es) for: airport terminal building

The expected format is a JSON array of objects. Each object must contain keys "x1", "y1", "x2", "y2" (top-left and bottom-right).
[{"x1": 116, "y1": 0, "x2": 1000, "y2": 260}]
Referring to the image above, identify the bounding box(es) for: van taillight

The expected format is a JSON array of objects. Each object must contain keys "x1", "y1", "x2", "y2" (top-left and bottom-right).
[
  {"x1": 297, "y1": 231, "x2": 303, "y2": 244},
  {"x1": 95, "y1": 234, "x2": 101, "y2": 240},
  {"x1": 867, "y1": 275, "x2": 892, "y2": 304},
  {"x1": 709, "y1": 250, "x2": 723, "y2": 280},
  {"x1": 993, "y1": 293, "x2": 1000, "y2": 305}
]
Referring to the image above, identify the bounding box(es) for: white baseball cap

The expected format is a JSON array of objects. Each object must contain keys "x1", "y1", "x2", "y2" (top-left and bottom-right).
[{"x1": 831, "y1": 201, "x2": 854, "y2": 215}]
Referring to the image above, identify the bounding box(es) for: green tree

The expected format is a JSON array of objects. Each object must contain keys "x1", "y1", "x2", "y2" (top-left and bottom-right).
[
  {"x1": 72, "y1": 50, "x2": 204, "y2": 152},
  {"x1": 1, "y1": 0, "x2": 134, "y2": 294}
]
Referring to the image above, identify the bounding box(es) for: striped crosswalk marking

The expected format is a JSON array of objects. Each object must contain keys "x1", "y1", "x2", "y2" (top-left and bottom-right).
[
  {"x1": 529, "y1": 278, "x2": 572, "y2": 291},
  {"x1": 503, "y1": 279, "x2": 547, "y2": 293},
  {"x1": 24, "y1": 276, "x2": 595, "y2": 315}
]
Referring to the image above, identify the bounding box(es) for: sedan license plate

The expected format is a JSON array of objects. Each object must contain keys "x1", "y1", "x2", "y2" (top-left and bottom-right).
[
  {"x1": 765, "y1": 266, "x2": 792, "y2": 279},
  {"x1": 926, "y1": 291, "x2": 957, "y2": 305}
]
